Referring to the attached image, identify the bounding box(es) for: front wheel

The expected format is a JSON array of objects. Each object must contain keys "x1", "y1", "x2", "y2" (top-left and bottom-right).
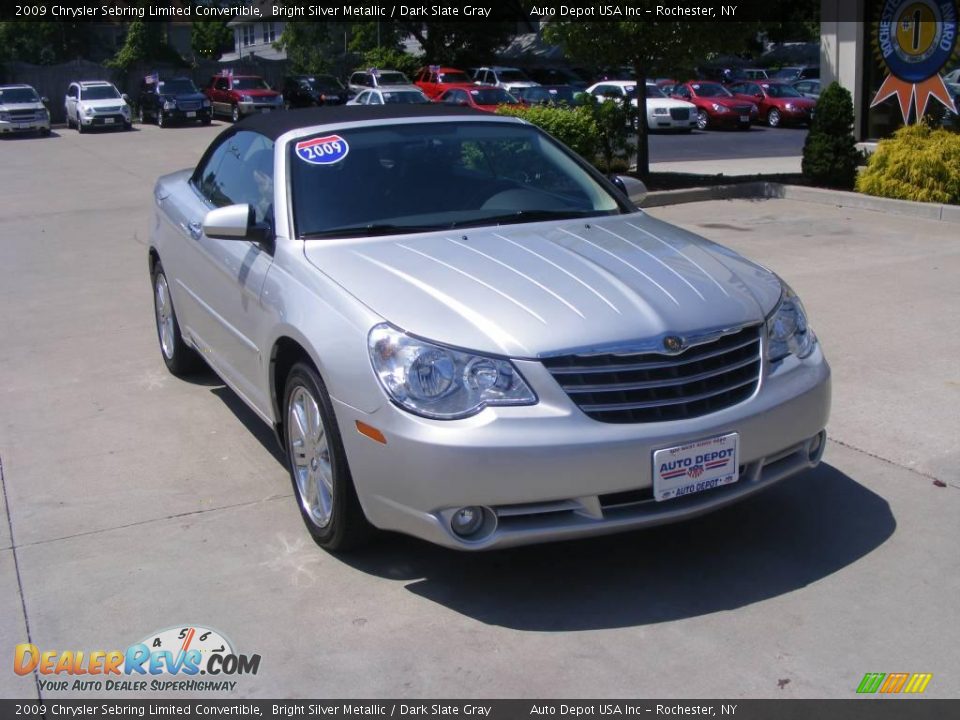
[
  {"x1": 76, "y1": 117, "x2": 84, "y2": 134},
  {"x1": 157, "y1": 110, "x2": 166, "y2": 128},
  {"x1": 231, "y1": 104, "x2": 240, "y2": 123},
  {"x1": 768, "y1": 108, "x2": 781, "y2": 127},
  {"x1": 696, "y1": 109, "x2": 709, "y2": 130},
  {"x1": 283, "y1": 363, "x2": 372, "y2": 551},
  {"x1": 152, "y1": 261, "x2": 202, "y2": 376},
  {"x1": 138, "y1": 106, "x2": 147, "y2": 124}
]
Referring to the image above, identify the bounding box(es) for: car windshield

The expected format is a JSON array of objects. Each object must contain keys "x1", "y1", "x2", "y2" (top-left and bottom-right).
[
  {"x1": 497, "y1": 70, "x2": 530, "y2": 82},
  {"x1": 471, "y1": 88, "x2": 517, "y2": 105},
  {"x1": 82, "y1": 85, "x2": 120, "y2": 100},
  {"x1": 773, "y1": 68, "x2": 799, "y2": 79},
  {"x1": 691, "y1": 83, "x2": 731, "y2": 98},
  {"x1": 308, "y1": 76, "x2": 345, "y2": 91},
  {"x1": 439, "y1": 72, "x2": 471, "y2": 83},
  {"x1": 0, "y1": 87, "x2": 40, "y2": 103},
  {"x1": 381, "y1": 90, "x2": 429, "y2": 104},
  {"x1": 763, "y1": 83, "x2": 803, "y2": 98},
  {"x1": 159, "y1": 79, "x2": 198, "y2": 94},
  {"x1": 232, "y1": 77, "x2": 271, "y2": 90},
  {"x1": 378, "y1": 72, "x2": 409, "y2": 86},
  {"x1": 645, "y1": 85, "x2": 667, "y2": 98},
  {"x1": 521, "y1": 87, "x2": 578, "y2": 104},
  {"x1": 290, "y1": 122, "x2": 622, "y2": 238}
]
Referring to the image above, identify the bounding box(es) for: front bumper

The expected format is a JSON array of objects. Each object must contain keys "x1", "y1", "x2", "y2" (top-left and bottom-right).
[
  {"x1": 336, "y1": 343, "x2": 831, "y2": 550},
  {"x1": 164, "y1": 107, "x2": 211, "y2": 122},
  {"x1": 0, "y1": 117, "x2": 49, "y2": 134},
  {"x1": 649, "y1": 113, "x2": 698, "y2": 130},
  {"x1": 79, "y1": 113, "x2": 129, "y2": 128},
  {"x1": 237, "y1": 101, "x2": 282, "y2": 116},
  {"x1": 780, "y1": 107, "x2": 814, "y2": 123}
]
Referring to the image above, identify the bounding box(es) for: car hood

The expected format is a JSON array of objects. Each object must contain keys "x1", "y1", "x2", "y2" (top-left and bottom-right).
[
  {"x1": 163, "y1": 92, "x2": 207, "y2": 103},
  {"x1": 0, "y1": 101, "x2": 44, "y2": 111},
  {"x1": 303, "y1": 213, "x2": 782, "y2": 358},
  {"x1": 636, "y1": 97, "x2": 697, "y2": 110},
  {"x1": 233, "y1": 89, "x2": 280, "y2": 97},
  {"x1": 79, "y1": 98, "x2": 127, "y2": 109}
]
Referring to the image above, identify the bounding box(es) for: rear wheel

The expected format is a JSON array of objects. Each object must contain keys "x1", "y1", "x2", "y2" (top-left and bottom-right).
[{"x1": 283, "y1": 363, "x2": 372, "y2": 551}]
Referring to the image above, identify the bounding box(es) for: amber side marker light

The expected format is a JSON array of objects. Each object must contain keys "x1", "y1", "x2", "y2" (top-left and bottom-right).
[{"x1": 356, "y1": 421, "x2": 387, "y2": 444}]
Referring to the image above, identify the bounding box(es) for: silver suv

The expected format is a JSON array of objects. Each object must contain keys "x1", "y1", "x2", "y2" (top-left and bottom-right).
[
  {"x1": 64, "y1": 80, "x2": 132, "y2": 132},
  {"x1": 0, "y1": 84, "x2": 50, "y2": 136},
  {"x1": 472, "y1": 66, "x2": 539, "y2": 93}
]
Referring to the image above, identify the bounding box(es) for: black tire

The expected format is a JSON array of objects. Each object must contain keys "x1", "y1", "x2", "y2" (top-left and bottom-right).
[
  {"x1": 138, "y1": 105, "x2": 148, "y2": 124},
  {"x1": 231, "y1": 104, "x2": 240, "y2": 123},
  {"x1": 76, "y1": 117, "x2": 84, "y2": 134},
  {"x1": 151, "y1": 261, "x2": 203, "y2": 376},
  {"x1": 157, "y1": 109, "x2": 166, "y2": 128},
  {"x1": 768, "y1": 108, "x2": 781, "y2": 128},
  {"x1": 201, "y1": 115, "x2": 212, "y2": 126},
  {"x1": 65, "y1": 111, "x2": 73, "y2": 129},
  {"x1": 39, "y1": 127, "x2": 50, "y2": 137},
  {"x1": 283, "y1": 362, "x2": 372, "y2": 551},
  {"x1": 696, "y1": 109, "x2": 709, "y2": 130}
]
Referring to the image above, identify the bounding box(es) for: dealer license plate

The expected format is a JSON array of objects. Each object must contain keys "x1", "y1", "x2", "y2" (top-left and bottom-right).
[
  {"x1": 104, "y1": 117, "x2": 115, "y2": 124},
  {"x1": 260, "y1": 108, "x2": 271, "y2": 113},
  {"x1": 739, "y1": 115, "x2": 749, "y2": 122},
  {"x1": 186, "y1": 111, "x2": 196, "y2": 118},
  {"x1": 653, "y1": 432, "x2": 739, "y2": 502}
]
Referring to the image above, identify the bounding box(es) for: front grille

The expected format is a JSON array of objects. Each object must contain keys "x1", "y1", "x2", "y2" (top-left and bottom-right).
[
  {"x1": 178, "y1": 101, "x2": 201, "y2": 111},
  {"x1": 8, "y1": 110, "x2": 36, "y2": 119},
  {"x1": 542, "y1": 325, "x2": 762, "y2": 423},
  {"x1": 733, "y1": 105, "x2": 752, "y2": 114},
  {"x1": 669, "y1": 108, "x2": 690, "y2": 120},
  {"x1": 95, "y1": 106, "x2": 123, "y2": 114}
]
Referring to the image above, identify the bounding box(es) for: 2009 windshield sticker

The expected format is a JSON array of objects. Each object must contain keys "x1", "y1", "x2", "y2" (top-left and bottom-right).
[{"x1": 295, "y1": 135, "x2": 349, "y2": 165}]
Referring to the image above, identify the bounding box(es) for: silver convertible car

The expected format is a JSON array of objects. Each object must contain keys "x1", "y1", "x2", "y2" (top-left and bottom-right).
[{"x1": 149, "y1": 106, "x2": 830, "y2": 551}]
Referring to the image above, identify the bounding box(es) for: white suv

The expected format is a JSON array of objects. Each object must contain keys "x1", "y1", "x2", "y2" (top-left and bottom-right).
[
  {"x1": 0, "y1": 84, "x2": 50, "y2": 136},
  {"x1": 64, "y1": 80, "x2": 132, "y2": 133},
  {"x1": 471, "y1": 66, "x2": 539, "y2": 93}
]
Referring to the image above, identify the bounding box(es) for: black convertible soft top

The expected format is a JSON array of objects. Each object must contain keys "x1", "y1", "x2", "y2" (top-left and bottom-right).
[{"x1": 234, "y1": 104, "x2": 491, "y2": 140}]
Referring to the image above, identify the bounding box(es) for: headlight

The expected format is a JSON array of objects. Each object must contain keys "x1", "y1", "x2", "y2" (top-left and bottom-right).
[
  {"x1": 274, "y1": 95, "x2": 284, "y2": 104},
  {"x1": 81, "y1": 105, "x2": 95, "y2": 116},
  {"x1": 239, "y1": 94, "x2": 253, "y2": 102},
  {"x1": 653, "y1": 107, "x2": 668, "y2": 115},
  {"x1": 0, "y1": 112, "x2": 10, "y2": 121},
  {"x1": 766, "y1": 282, "x2": 816, "y2": 362},
  {"x1": 368, "y1": 324, "x2": 537, "y2": 419},
  {"x1": 711, "y1": 103, "x2": 729, "y2": 112},
  {"x1": 750, "y1": 104, "x2": 758, "y2": 113},
  {"x1": 202, "y1": 99, "x2": 211, "y2": 107},
  {"x1": 163, "y1": 100, "x2": 176, "y2": 110},
  {"x1": 785, "y1": 103, "x2": 795, "y2": 111}
]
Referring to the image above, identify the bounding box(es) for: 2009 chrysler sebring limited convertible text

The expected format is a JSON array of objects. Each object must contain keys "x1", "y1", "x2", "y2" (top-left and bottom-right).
[{"x1": 149, "y1": 106, "x2": 830, "y2": 551}]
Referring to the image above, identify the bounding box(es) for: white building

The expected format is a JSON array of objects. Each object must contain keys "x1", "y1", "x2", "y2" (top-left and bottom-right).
[{"x1": 220, "y1": 1, "x2": 286, "y2": 62}]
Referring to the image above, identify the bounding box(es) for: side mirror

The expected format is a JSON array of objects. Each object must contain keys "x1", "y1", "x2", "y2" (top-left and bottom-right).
[
  {"x1": 611, "y1": 175, "x2": 648, "y2": 205},
  {"x1": 41, "y1": 96, "x2": 49, "y2": 104},
  {"x1": 122, "y1": 93, "x2": 130, "y2": 102},
  {"x1": 203, "y1": 204, "x2": 271, "y2": 243}
]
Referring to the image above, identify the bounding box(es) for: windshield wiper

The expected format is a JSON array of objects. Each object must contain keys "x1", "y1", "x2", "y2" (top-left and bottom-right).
[
  {"x1": 450, "y1": 209, "x2": 601, "y2": 229},
  {"x1": 300, "y1": 223, "x2": 450, "y2": 239}
]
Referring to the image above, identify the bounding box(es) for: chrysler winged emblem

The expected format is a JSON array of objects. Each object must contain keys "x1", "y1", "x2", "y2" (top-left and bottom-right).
[{"x1": 663, "y1": 335, "x2": 684, "y2": 353}]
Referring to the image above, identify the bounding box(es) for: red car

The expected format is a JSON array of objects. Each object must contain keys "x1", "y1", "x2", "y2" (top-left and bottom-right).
[
  {"x1": 670, "y1": 81, "x2": 756, "y2": 130},
  {"x1": 414, "y1": 66, "x2": 476, "y2": 100},
  {"x1": 728, "y1": 80, "x2": 816, "y2": 127},
  {"x1": 204, "y1": 73, "x2": 283, "y2": 122},
  {"x1": 437, "y1": 86, "x2": 520, "y2": 112}
]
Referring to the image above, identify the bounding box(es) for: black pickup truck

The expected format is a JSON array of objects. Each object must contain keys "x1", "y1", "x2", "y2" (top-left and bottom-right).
[{"x1": 137, "y1": 77, "x2": 211, "y2": 127}]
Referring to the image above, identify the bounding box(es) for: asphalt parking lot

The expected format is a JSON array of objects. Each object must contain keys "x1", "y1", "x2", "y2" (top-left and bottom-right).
[{"x1": 1, "y1": 122, "x2": 958, "y2": 700}]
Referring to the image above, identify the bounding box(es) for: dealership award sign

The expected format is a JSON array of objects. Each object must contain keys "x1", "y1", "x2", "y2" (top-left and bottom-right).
[{"x1": 871, "y1": 0, "x2": 959, "y2": 122}]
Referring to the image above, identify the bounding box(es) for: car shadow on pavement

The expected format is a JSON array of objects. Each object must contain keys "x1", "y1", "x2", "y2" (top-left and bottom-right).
[
  {"x1": 209, "y1": 384, "x2": 287, "y2": 466},
  {"x1": 338, "y1": 464, "x2": 895, "y2": 630}
]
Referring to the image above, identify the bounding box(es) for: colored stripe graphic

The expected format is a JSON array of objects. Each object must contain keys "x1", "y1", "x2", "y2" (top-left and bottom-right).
[
  {"x1": 857, "y1": 673, "x2": 885, "y2": 694},
  {"x1": 903, "y1": 674, "x2": 933, "y2": 693},
  {"x1": 880, "y1": 673, "x2": 909, "y2": 693}
]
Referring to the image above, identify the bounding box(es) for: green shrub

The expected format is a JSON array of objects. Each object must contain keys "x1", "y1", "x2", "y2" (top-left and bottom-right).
[
  {"x1": 856, "y1": 124, "x2": 960, "y2": 204},
  {"x1": 802, "y1": 81, "x2": 859, "y2": 189},
  {"x1": 584, "y1": 95, "x2": 630, "y2": 172},
  {"x1": 495, "y1": 104, "x2": 600, "y2": 162}
]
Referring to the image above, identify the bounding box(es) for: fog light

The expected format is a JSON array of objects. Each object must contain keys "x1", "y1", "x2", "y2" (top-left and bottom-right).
[{"x1": 451, "y1": 506, "x2": 484, "y2": 537}]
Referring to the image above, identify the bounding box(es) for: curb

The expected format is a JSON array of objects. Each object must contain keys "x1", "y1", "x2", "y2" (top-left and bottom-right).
[{"x1": 642, "y1": 181, "x2": 960, "y2": 224}]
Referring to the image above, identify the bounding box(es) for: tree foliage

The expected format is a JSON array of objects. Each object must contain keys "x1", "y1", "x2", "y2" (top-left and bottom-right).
[
  {"x1": 277, "y1": 22, "x2": 353, "y2": 75},
  {"x1": 106, "y1": 20, "x2": 186, "y2": 70},
  {"x1": 191, "y1": 21, "x2": 233, "y2": 60},
  {"x1": 0, "y1": 21, "x2": 93, "y2": 64}
]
